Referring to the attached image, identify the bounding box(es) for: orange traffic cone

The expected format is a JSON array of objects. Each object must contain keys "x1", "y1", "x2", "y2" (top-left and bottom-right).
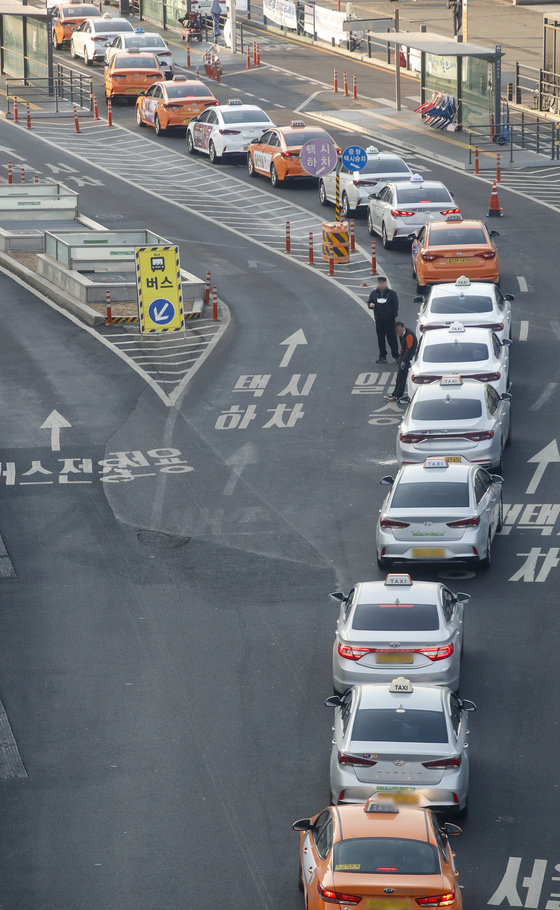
[{"x1": 488, "y1": 181, "x2": 502, "y2": 217}]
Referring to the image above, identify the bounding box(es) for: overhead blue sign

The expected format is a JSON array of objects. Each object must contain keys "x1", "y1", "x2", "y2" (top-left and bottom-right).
[
  {"x1": 148, "y1": 297, "x2": 176, "y2": 326},
  {"x1": 342, "y1": 145, "x2": 368, "y2": 171}
]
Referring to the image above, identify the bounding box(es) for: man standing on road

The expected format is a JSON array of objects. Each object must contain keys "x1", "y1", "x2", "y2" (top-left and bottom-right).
[
  {"x1": 385, "y1": 322, "x2": 418, "y2": 401},
  {"x1": 367, "y1": 276, "x2": 399, "y2": 364}
]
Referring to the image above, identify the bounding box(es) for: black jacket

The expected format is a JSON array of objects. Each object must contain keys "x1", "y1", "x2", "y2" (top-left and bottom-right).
[
  {"x1": 367, "y1": 288, "x2": 399, "y2": 322},
  {"x1": 398, "y1": 327, "x2": 418, "y2": 366}
]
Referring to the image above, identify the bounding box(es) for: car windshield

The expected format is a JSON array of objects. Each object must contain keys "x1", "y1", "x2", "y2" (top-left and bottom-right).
[
  {"x1": 395, "y1": 185, "x2": 452, "y2": 204},
  {"x1": 62, "y1": 5, "x2": 97, "y2": 13},
  {"x1": 334, "y1": 838, "x2": 439, "y2": 875},
  {"x1": 284, "y1": 130, "x2": 329, "y2": 146},
  {"x1": 352, "y1": 708, "x2": 449, "y2": 743},
  {"x1": 221, "y1": 109, "x2": 270, "y2": 124},
  {"x1": 423, "y1": 342, "x2": 489, "y2": 363},
  {"x1": 429, "y1": 228, "x2": 487, "y2": 246},
  {"x1": 360, "y1": 159, "x2": 410, "y2": 175},
  {"x1": 411, "y1": 399, "x2": 483, "y2": 420},
  {"x1": 430, "y1": 295, "x2": 493, "y2": 314},
  {"x1": 114, "y1": 55, "x2": 157, "y2": 68},
  {"x1": 167, "y1": 83, "x2": 212, "y2": 97},
  {"x1": 391, "y1": 481, "x2": 470, "y2": 508},
  {"x1": 352, "y1": 603, "x2": 440, "y2": 631},
  {"x1": 127, "y1": 35, "x2": 166, "y2": 47},
  {"x1": 93, "y1": 19, "x2": 131, "y2": 31}
]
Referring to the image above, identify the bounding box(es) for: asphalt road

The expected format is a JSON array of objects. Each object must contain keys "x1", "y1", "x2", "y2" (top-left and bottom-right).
[{"x1": 0, "y1": 22, "x2": 558, "y2": 910}]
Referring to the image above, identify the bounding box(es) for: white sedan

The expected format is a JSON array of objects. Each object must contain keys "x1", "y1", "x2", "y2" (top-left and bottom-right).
[
  {"x1": 70, "y1": 15, "x2": 133, "y2": 64},
  {"x1": 415, "y1": 275, "x2": 514, "y2": 341},
  {"x1": 186, "y1": 100, "x2": 274, "y2": 163},
  {"x1": 318, "y1": 147, "x2": 412, "y2": 216},
  {"x1": 368, "y1": 174, "x2": 459, "y2": 248},
  {"x1": 104, "y1": 31, "x2": 173, "y2": 78},
  {"x1": 407, "y1": 322, "x2": 512, "y2": 397}
]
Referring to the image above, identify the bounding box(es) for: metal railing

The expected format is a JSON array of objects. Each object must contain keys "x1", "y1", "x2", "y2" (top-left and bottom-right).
[
  {"x1": 6, "y1": 64, "x2": 93, "y2": 116},
  {"x1": 514, "y1": 62, "x2": 560, "y2": 116},
  {"x1": 466, "y1": 117, "x2": 560, "y2": 163}
]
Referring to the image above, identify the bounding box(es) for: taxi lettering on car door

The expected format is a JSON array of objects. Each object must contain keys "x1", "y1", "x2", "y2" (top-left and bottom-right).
[
  {"x1": 252, "y1": 130, "x2": 277, "y2": 173},
  {"x1": 193, "y1": 108, "x2": 217, "y2": 150},
  {"x1": 141, "y1": 84, "x2": 161, "y2": 124}
]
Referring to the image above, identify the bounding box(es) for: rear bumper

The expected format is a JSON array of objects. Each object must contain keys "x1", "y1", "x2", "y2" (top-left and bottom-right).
[
  {"x1": 331, "y1": 756, "x2": 468, "y2": 810},
  {"x1": 397, "y1": 439, "x2": 501, "y2": 469},
  {"x1": 333, "y1": 654, "x2": 460, "y2": 694}
]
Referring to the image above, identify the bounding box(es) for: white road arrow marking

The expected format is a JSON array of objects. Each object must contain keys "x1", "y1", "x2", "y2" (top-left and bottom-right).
[
  {"x1": 153, "y1": 302, "x2": 170, "y2": 322},
  {"x1": 224, "y1": 442, "x2": 258, "y2": 496},
  {"x1": 279, "y1": 329, "x2": 307, "y2": 368},
  {"x1": 526, "y1": 439, "x2": 560, "y2": 495},
  {"x1": 40, "y1": 410, "x2": 72, "y2": 452}
]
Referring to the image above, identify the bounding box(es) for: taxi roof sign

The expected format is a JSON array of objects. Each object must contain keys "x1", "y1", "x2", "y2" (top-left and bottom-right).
[
  {"x1": 423, "y1": 457, "x2": 449, "y2": 469},
  {"x1": 364, "y1": 796, "x2": 399, "y2": 815},
  {"x1": 385, "y1": 574, "x2": 412, "y2": 586},
  {"x1": 227, "y1": 98, "x2": 243, "y2": 105},
  {"x1": 440, "y1": 375, "x2": 462, "y2": 386},
  {"x1": 455, "y1": 275, "x2": 471, "y2": 287},
  {"x1": 445, "y1": 213, "x2": 463, "y2": 222},
  {"x1": 448, "y1": 321, "x2": 466, "y2": 333},
  {"x1": 173, "y1": 74, "x2": 187, "y2": 81},
  {"x1": 290, "y1": 120, "x2": 305, "y2": 128},
  {"x1": 390, "y1": 677, "x2": 413, "y2": 694},
  {"x1": 366, "y1": 145, "x2": 379, "y2": 155},
  {"x1": 409, "y1": 173, "x2": 423, "y2": 183}
]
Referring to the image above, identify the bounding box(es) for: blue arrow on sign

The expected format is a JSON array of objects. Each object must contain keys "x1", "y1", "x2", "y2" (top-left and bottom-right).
[
  {"x1": 148, "y1": 297, "x2": 175, "y2": 325},
  {"x1": 342, "y1": 145, "x2": 368, "y2": 172}
]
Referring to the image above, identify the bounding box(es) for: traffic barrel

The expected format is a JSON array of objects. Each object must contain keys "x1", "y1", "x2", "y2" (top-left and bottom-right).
[
  {"x1": 308, "y1": 231, "x2": 314, "y2": 265},
  {"x1": 204, "y1": 270, "x2": 211, "y2": 305},
  {"x1": 343, "y1": 71, "x2": 348, "y2": 97},
  {"x1": 93, "y1": 93, "x2": 99, "y2": 120},
  {"x1": 371, "y1": 240, "x2": 377, "y2": 275},
  {"x1": 333, "y1": 67, "x2": 338, "y2": 93},
  {"x1": 107, "y1": 97, "x2": 113, "y2": 126},
  {"x1": 212, "y1": 285, "x2": 218, "y2": 321},
  {"x1": 496, "y1": 153, "x2": 501, "y2": 183},
  {"x1": 352, "y1": 74, "x2": 357, "y2": 100},
  {"x1": 474, "y1": 145, "x2": 479, "y2": 175},
  {"x1": 322, "y1": 220, "x2": 349, "y2": 264},
  {"x1": 7, "y1": 161, "x2": 12, "y2": 185},
  {"x1": 488, "y1": 181, "x2": 503, "y2": 217},
  {"x1": 350, "y1": 219, "x2": 355, "y2": 252},
  {"x1": 26, "y1": 102, "x2": 31, "y2": 130},
  {"x1": 285, "y1": 220, "x2": 291, "y2": 253}
]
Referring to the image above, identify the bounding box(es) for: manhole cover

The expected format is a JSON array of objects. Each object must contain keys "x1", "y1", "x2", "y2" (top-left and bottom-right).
[{"x1": 137, "y1": 530, "x2": 190, "y2": 549}]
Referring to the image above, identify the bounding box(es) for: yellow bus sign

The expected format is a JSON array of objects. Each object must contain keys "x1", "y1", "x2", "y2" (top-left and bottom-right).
[{"x1": 135, "y1": 245, "x2": 185, "y2": 334}]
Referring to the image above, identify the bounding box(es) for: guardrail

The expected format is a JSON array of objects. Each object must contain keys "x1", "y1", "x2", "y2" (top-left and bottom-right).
[
  {"x1": 466, "y1": 117, "x2": 560, "y2": 163},
  {"x1": 6, "y1": 64, "x2": 93, "y2": 116},
  {"x1": 514, "y1": 62, "x2": 560, "y2": 116}
]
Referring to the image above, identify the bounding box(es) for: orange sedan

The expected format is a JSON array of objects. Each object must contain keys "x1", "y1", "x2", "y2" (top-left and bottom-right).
[
  {"x1": 293, "y1": 795, "x2": 463, "y2": 910},
  {"x1": 136, "y1": 75, "x2": 217, "y2": 135},
  {"x1": 247, "y1": 121, "x2": 338, "y2": 187},
  {"x1": 412, "y1": 216, "x2": 500, "y2": 292},
  {"x1": 51, "y1": 3, "x2": 101, "y2": 48},
  {"x1": 104, "y1": 50, "x2": 162, "y2": 102}
]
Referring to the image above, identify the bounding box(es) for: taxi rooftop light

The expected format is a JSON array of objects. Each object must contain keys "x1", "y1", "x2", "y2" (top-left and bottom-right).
[
  {"x1": 290, "y1": 120, "x2": 305, "y2": 128},
  {"x1": 135, "y1": 25, "x2": 145, "y2": 31},
  {"x1": 127, "y1": 47, "x2": 141, "y2": 52},
  {"x1": 366, "y1": 145, "x2": 379, "y2": 155},
  {"x1": 424, "y1": 457, "x2": 450, "y2": 469},
  {"x1": 227, "y1": 98, "x2": 243, "y2": 105},
  {"x1": 364, "y1": 797, "x2": 399, "y2": 815},
  {"x1": 409, "y1": 173, "x2": 423, "y2": 183},
  {"x1": 446, "y1": 213, "x2": 463, "y2": 222},
  {"x1": 448, "y1": 321, "x2": 466, "y2": 333},
  {"x1": 390, "y1": 676, "x2": 413, "y2": 693},
  {"x1": 102, "y1": 11, "x2": 113, "y2": 16},
  {"x1": 455, "y1": 275, "x2": 471, "y2": 287},
  {"x1": 440, "y1": 376, "x2": 462, "y2": 386},
  {"x1": 174, "y1": 74, "x2": 187, "y2": 81},
  {"x1": 385, "y1": 574, "x2": 412, "y2": 586}
]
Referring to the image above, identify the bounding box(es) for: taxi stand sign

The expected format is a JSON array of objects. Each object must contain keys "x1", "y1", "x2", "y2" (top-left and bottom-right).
[{"x1": 136, "y1": 245, "x2": 185, "y2": 334}]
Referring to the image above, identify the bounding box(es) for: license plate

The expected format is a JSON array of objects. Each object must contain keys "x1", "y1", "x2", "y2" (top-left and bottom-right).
[
  {"x1": 445, "y1": 456, "x2": 462, "y2": 463},
  {"x1": 377, "y1": 785, "x2": 415, "y2": 791},
  {"x1": 243, "y1": 144, "x2": 249, "y2": 151},
  {"x1": 448, "y1": 257, "x2": 471, "y2": 263},
  {"x1": 376, "y1": 653, "x2": 413, "y2": 664},
  {"x1": 411, "y1": 547, "x2": 445, "y2": 557},
  {"x1": 366, "y1": 901, "x2": 411, "y2": 910}
]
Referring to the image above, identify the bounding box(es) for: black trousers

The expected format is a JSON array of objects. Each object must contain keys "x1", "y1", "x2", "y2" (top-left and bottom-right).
[
  {"x1": 376, "y1": 320, "x2": 398, "y2": 359},
  {"x1": 393, "y1": 363, "x2": 410, "y2": 399}
]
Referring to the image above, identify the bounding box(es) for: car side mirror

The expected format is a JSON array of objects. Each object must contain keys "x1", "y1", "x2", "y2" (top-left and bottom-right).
[
  {"x1": 501, "y1": 392, "x2": 512, "y2": 401},
  {"x1": 492, "y1": 474, "x2": 504, "y2": 484},
  {"x1": 380, "y1": 475, "x2": 394, "y2": 486},
  {"x1": 501, "y1": 338, "x2": 512, "y2": 347},
  {"x1": 292, "y1": 818, "x2": 313, "y2": 832},
  {"x1": 398, "y1": 395, "x2": 410, "y2": 405},
  {"x1": 413, "y1": 295, "x2": 424, "y2": 304},
  {"x1": 325, "y1": 695, "x2": 342, "y2": 708},
  {"x1": 489, "y1": 230, "x2": 500, "y2": 238},
  {"x1": 460, "y1": 699, "x2": 477, "y2": 712},
  {"x1": 329, "y1": 592, "x2": 347, "y2": 604},
  {"x1": 504, "y1": 293, "x2": 515, "y2": 301},
  {"x1": 455, "y1": 592, "x2": 471, "y2": 604},
  {"x1": 443, "y1": 822, "x2": 462, "y2": 836}
]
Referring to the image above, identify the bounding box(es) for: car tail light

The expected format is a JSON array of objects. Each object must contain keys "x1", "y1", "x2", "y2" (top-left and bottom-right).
[
  {"x1": 478, "y1": 322, "x2": 504, "y2": 331},
  {"x1": 111, "y1": 73, "x2": 126, "y2": 78},
  {"x1": 164, "y1": 102, "x2": 184, "y2": 109},
  {"x1": 338, "y1": 751, "x2": 377, "y2": 768},
  {"x1": 411, "y1": 375, "x2": 438, "y2": 384},
  {"x1": 318, "y1": 882, "x2": 362, "y2": 904},
  {"x1": 469, "y1": 372, "x2": 500, "y2": 382},
  {"x1": 91, "y1": 36, "x2": 103, "y2": 41},
  {"x1": 441, "y1": 208, "x2": 461, "y2": 215},
  {"x1": 422, "y1": 756, "x2": 462, "y2": 769},
  {"x1": 281, "y1": 150, "x2": 298, "y2": 158},
  {"x1": 419, "y1": 324, "x2": 444, "y2": 332},
  {"x1": 416, "y1": 644, "x2": 454, "y2": 661},
  {"x1": 391, "y1": 209, "x2": 414, "y2": 217},
  {"x1": 462, "y1": 430, "x2": 494, "y2": 441},
  {"x1": 421, "y1": 252, "x2": 442, "y2": 262},
  {"x1": 219, "y1": 128, "x2": 241, "y2": 134},
  {"x1": 354, "y1": 180, "x2": 375, "y2": 186},
  {"x1": 338, "y1": 643, "x2": 373, "y2": 661},
  {"x1": 476, "y1": 250, "x2": 497, "y2": 259},
  {"x1": 399, "y1": 432, "x2": 428, "y2": 444},
  {"x1": 380, "y1": 518, "x2": 410, "y2": 528},
  {"x1": 447, "y1": 516, "x2": 480, "y2": 528},
  {"x1": 416, "y1": 893, "x2": 455, "y2": 906},
  {"x1": 158, "y1": 51, "x2": 172, "y2": 56}
]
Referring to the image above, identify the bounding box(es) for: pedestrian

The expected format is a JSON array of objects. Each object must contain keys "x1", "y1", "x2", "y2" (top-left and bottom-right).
[
  {"x1": 385, "y1": 322, "x2": 418, "y2": 401},
  {"x1": 367, "y1": 276, "x2": 399, "y2": 364}
]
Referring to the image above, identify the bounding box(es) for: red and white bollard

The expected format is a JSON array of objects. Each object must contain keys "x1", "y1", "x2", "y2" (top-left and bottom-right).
[
  {"x1": 496, "y1": 153, "x2": 501, "y2": 183},
  {"x1": 333, "y1": 67, "x2": 338, "y2": 93},
  {"x1": 187, "y1": 45, "x2": 191, "y2": 67},
  {"x1": 73, "y1": 104, "x2": 80, "y2": 133},
  {"x1": 107, "y1": 97, "x2": 113, "y2": 126},
  {"x1": 26, "y1": 102, "x2": 31, "y2": 130},
  {"x1": 34, "y1": 174, "x2": 39, "y2": 184},
  {"x1": 246, "y1": 48, "x2": 251, "y2": 69},
  {"x1": 371, "y1": 240, "x2": 377, "y2": 275},
  {"x1": 20, "y1": 166, "x2": 25, "y2": 184},
  {"x1": 343, "y1": 71, "x2": 348, "y2": 97},
  {"x1": 253, "y1": 41, "x2": 257, "y2": 66},
  {"x1": 93, "y1": 93, "x2": 99, "y2": 120},
  {"x1": 474, "y1": 145, "x2": 479, "y2": 175},
  {"x1": 328, "y1": 244, "x2": 335, "y2": 277},
  {"x1": 7, "y1": 161, "x2": 12, "y2": 185},
  {"x1": 204, "y1": 270, "x2": 211, "y2": 306},
  {"x1": 212, "y1": 285, "x2": 218, "y2": 321},
  {"x1": 216, "y1": 62, "x2": 221, "y2": 83},
  {"x1": 352, "y1": 74, "x2": 357, "y2": 100},
  {"x1": 350, "y1": 219, "x2": 355, "y2": 253},
  {"x1": 13, "y1": 99, "x2": 18, "y2": 123},
  {"x1": 106, "y1": 290, "x2": 112, "y2": 325},
  {"x1": 256, "y1": 43, "x2": 260, "y2": 66},
  {"x1": 308, "y1": 231, "x2": 314, "y2": 265},
  {"x1": 285, "y1": 220, "x2": 291, "y2": 254}
]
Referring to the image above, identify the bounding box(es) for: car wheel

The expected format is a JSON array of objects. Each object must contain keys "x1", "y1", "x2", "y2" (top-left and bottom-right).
[
  {"x1": 416, "y1": 279, "x2": 426, "y2": 294},
  {"x1": 136, "y1": 105, "x2": 144, "y2": 127},
  {"x1": 341, "y1": 192, "x2": 350, "y2": 217},
  {"x1": 456, "y1": 799, "x2": 469, "y2": 820},
  {"x1": 298, "y1": 862, "x2": 304, "y2": 891},
  {"x1": 496, "y1": 499, "x2": 503, "y2": 533},
  {"x1": 506, "y1": 418, "x2": 512, "y2": 447},
  {"x1": 330, "y1": 790, "x2": 338, "y2": 806},
  {"x1": 318, "y1": 179, "x2": 328, "y2": 206},
  {"x1": 84, "y1": 47, "x2": 92, "y2": 65},
  {"x1": 382, "y1": 222, "x2": 393, "y2": 250},
  {"x1": 52, "y1": 31, "x2": 61, "y2": 49},
  {"x1": 247, "y1": 153, "x2": 256, "y2": 177},
  {"x1": 480, "y1": 532, "x2": 492, "y2": 569},
  {"x1": 186, "y1": 130, "x2": 195, "y2": 153},
  {"x1": 70, "y1": 41, "x2": 77, "y2": 58},
  {"x1": 209, "y1": 140, "x2": 219, "y2": 163},
  {"x1": 270, "y1": 164, "x2": 281, "y2": 187},
  {"x1": 377, "y1": 553, "x2": 389, "y2": 570},
  {"x1": 154, "y1": 114, "x2": 166, "y2": 136},
  {"x1": 367, "y1": 211, "x2": 376, "y2": 236}
]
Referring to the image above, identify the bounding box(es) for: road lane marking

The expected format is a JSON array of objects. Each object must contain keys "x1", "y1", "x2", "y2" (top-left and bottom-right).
[
  {"x1": 551, "y1": 320, "x2": 560, "y2": 340},
  {"x1": 0, "y1": 694, "x2": 26, "y2": 779},
  {"x1": 294, "y1": 89, "x2": 324, "y2": 112},
  {"x1": 519, "y1": 320, "x2": 529, "y2": 341},
  {"x1": 517, "y1": 276, "x2": 528, "y2": 291},
  {"x1": 529, "y1": 384, "x2": 558, "y2": 412}
]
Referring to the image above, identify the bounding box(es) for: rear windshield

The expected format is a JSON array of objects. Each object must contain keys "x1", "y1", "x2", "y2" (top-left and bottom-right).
[
  {"x1": 114, "y1": 55, "x2": 157, "y2": 68},
  {"x1": 391, "y1": 481, "x2": 470, "y2": 508},
  {"x1": 423, "y1": 342, "x2": 489, "y2": 363},
  {"x1": 167, "y1": 83, "x2": 212, "y2": 98},
  {"x1": 93, "y1": 19, "x2": 132, "y2": 31},
  {"x1": 283, "y1": 130, "x2": 328, "y2": 146},
  {"x1": 352, "y1": 603, "x2": 439, "y2": 631},
  {"x1": 360, "y1": 159, "x2": 410, "y2": 175},
  {"x1": 430, "y1": 295, "x2": 493, "y2": 314},
  {"x1": 395, "y1": 186, "x2": 452, "y2": 204},
  {"x1": 334, "y1": 838, "x2": 439, "y2": 875},
  {"x1": 221, "y1": 108, "x2": 270, "y2": 124},
  {"x1": 411, "y1": 399, "x2": 483, "y2": 420},
  {"x1": 352, "y1": 708, "x2": 448, "y2": 743},
  {"x1": 127, "y1": 34, "x2": 166, "y2": 47},
  {"x1": 429, "y1": 228, "x2": 487, "y2": 246},
  {"x1": 61, "y1": 5, "x2": 98, "y2": 14}
]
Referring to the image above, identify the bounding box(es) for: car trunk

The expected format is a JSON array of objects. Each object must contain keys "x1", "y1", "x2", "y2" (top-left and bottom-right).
[
  {"x1": 349, "y1": 742, "x2": 452, "y2": 786},
  {"x1": 331, "y1": 872, "x2": 447, "y2": 905},
  {"x1": 385, "y1": 509, "x2": 472, "y2": 543}
]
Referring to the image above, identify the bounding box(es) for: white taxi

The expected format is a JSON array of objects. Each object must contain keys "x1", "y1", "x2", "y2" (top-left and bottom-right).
[
  {"x1": 415, "y1": 276, "x2": 514, "y2": 341},
  {"x1": 186, "y1": 99, "x2": 275, "y2": 163},
  {"x1": 376, "y1": 456, "x2": 503, "y2": 569},
  {"x1": 318, "y1": 146, "x2": 412, "y2": 216},
  {"x1": 367, "y1": 174, "x2": 459, "y2": 249},
  {"x1": 407, "y1": 322, "x2": 511, "y2": 397},
  {"x1": 70, "y1": 14, "x2": 133, "y2": 64}
]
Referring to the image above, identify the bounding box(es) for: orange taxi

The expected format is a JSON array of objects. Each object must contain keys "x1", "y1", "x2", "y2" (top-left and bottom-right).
[
  {"x1": 293, "y1": 795, "x2": 463, "y2": 910},
  {"x1": 51, "y1": 3, "x2": 101, "y2": 48},
  {"x1": 104, "y1": 50, "x2": 162, "y2": 102},
  {"x1": 412, "y1": 215, "x2": 500, "y2": 291},
  {"x1": 136, "y1": 75, "x2": 218, "y2": 135},
  {"x1": 247, "y1": 120, "x2": 339, "y2": 187}
]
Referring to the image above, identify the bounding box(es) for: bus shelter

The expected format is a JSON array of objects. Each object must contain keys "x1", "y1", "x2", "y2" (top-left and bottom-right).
[
  {"x1": 368, "y1": 30, "x2": 503, "y2": 130},
  {"x1": 0, "y1": 0, "x2": 52, "y2": 81}
]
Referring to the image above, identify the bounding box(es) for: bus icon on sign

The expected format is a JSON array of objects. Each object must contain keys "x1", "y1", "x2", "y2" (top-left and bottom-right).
[{"x1": 151, "y1": 256, "x2": 165, "y2": 272}]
